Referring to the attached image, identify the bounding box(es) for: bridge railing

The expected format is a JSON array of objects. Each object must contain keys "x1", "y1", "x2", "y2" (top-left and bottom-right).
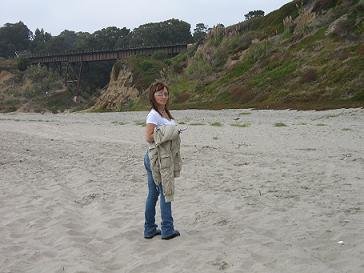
[{"x1": 24, "y1": 43, "x2": 189, "y2": 59}]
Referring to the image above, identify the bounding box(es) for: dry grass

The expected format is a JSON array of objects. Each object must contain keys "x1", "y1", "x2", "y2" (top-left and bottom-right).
[
  {"x1": 112, "y1": 121, "x2": 127, "y2": 125},
  {"x1": 189, "y1": 122, "x2": 206, "y2": 126},
  {"x1": 274, "y1": 122, "x2": 288, "y2": 127},
  {"x1": 230, "y1": 122, "x2": 251, "y2": 128},
  {"x1": 294, "y1": 7, "x2": 316, "y2": 36},
  {"x1": 210, "y1": 122, "x2": 223, "y2": 127},
  {"x1": 301, "y1": 68, "x2": 318, "y2": 83},
  {"x1": 134, "y1": 120, "x2": 146, "y2": 126}
]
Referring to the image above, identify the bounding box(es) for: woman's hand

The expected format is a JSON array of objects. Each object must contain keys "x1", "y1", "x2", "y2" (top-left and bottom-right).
[
  {"x1": 178, "y1": 127, "x2": 188, "y2": 134},
  {"x1": 145, "y1": 123, "x2": 156, "y2": 143}
]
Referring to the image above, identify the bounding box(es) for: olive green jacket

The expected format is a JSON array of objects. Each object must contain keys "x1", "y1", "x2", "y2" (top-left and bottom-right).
[{"x1": 148, "y1": 125, "x2": 182, "y2": 202}]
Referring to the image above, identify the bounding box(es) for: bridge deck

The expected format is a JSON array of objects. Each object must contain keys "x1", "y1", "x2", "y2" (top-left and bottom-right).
[{"x1": 26, "y1": 44, "x2": 188, "y2": 64}]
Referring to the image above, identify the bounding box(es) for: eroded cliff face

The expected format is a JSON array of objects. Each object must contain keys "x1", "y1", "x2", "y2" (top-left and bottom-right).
[{"x1": 90, "y1": 63, "x2": 140, "y2": 111}]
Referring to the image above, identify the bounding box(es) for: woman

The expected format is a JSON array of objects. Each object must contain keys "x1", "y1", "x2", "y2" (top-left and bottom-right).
[{"x1": 143, "y1": 82, "x2": 180, "y2": 240}]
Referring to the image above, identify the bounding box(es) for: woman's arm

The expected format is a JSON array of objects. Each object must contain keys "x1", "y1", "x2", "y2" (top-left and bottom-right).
[{"x1": 145, "y1": 123, "x2": 156, "y2": 143}]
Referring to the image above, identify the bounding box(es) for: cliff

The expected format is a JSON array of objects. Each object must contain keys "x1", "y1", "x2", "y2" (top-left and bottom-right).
[
  {"x1": 164, "y1": 0, "x2": 364, "y2": 110},
  {"x1": 90, "y1": 63, "x2": 139, "y2": 111}
]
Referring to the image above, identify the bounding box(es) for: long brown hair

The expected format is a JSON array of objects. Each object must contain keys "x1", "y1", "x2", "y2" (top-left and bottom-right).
[{"x1": 148, "y1": 82, "x2": 174, "y2": 120}]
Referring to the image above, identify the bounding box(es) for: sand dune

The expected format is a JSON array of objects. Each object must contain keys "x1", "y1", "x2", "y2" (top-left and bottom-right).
[{"x1": 1, "y1": 108, "x2": 363, "y2": 273}]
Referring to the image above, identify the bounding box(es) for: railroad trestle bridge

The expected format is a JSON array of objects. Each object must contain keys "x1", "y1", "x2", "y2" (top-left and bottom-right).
[{"x1": 23, "y1": 44, "x2": 188, "y2": 101}]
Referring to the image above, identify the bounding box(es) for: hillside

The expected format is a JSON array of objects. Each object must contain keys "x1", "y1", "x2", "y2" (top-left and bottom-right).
[
  {"x1": 98, "y1": 0, "x2": 363, "y2": 111},
  {"x1": 164, "y1": 0, "x2": 364, "y2": 110},
  {"x1": 0, "y1": 0, "x2": 363, "y2": 113},
  {"x1": 0, "y1": 59, "x2": 97, "y2": 113},
  {"x1": 90, "y1": 55, "x2": 169, "y2": 112}
]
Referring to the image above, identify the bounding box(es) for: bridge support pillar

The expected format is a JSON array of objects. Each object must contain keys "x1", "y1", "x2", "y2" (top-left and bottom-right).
[{"x1": 64, "y1": 62, "x2": 83, "y2": 103}]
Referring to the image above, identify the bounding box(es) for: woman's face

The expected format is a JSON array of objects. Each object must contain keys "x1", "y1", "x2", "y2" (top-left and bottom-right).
[{"x1": 154, "y1": 87, "x2": 169, "y2": 108}]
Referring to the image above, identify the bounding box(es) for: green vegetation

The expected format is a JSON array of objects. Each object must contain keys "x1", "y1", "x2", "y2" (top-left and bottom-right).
[
  {"x1": 0, "y1": 18, "x2": 194, "y2": 112},
  {"x1": 134, "y1": 120, "x2": 146, "y2": 126},
  {"x1": 0, "y1": 19, "x2": 193, "y2": 59},
  {"x1": 210, "y1": 122, "x2": 223, "y2": 127},
  {"x1": 16, "y1": 57, "x2": 29, "y2": 71},
  {"x1": 165, "y1": 0, "x2": 363, "y2": 110},
  {"x1": 274, "y1": 122, "x2": 287, "y2": 127},
  {"x1": 127, "y1": 56, "x2": 166, "y2": 91},
  {"x1": 189, "y1": 122, "x2": 206, "y2": 126},
  {"x1": 251, "y1": 60, "x2": 298, "y2": 87},
  {"x1": 112, "y1": 121, "x2": 127, "y2": 125},
  {"x1": 0, "y1": 60, "x2": 82, "y2": 113},
  {"x1": 1, "y1": 0, "x2": 363, "y2": 113},
  {"x1": 24, "y1": 65, "x2": 64, "y2": 98},
  {"x1": 231, "y1": 122, "x2": 251, "y2": 128}
]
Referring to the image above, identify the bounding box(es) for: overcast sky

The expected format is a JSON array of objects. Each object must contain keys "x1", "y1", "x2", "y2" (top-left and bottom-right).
[{"x1": 1, "y1": 0, "x2": 292, "y2": 35}]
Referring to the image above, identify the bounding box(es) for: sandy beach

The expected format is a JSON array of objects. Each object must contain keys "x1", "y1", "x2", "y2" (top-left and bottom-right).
[{"x1": 0, "y1": 108, "x2": 363, "y2": 273}]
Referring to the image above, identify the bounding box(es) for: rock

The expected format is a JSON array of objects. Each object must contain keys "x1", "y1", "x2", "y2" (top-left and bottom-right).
[{"x1": 90, "y1": 63, "x2": 140, "y2": 111}]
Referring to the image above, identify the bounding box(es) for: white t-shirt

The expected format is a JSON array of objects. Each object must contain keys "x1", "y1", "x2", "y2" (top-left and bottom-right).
[{"x1": 146, "y1": 109, "x2": 176, "y2": 127}]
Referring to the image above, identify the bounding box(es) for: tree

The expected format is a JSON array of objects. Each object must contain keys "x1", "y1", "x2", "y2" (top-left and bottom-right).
[
  {"x1": 44, "y1": 31, "x2": 77, "y2": 53},
  {"x1": 74, "y1": 32, "x2": 94, "y2": 50},
  {"x1": 44, "y1": 30, "x2": 84, "y2": 53},
  {"x1": 58, "y1": 30, "x2": 78, "y2": 49},
  {"x1": 128, "y1": 19, "x2": 193, "y2": 47},
  {"x1": 0, "y1": 21, "x2": 33, "y2": 57},
  {"x1": 16, "y1": 57, "x2": 30, "y2": 71},
  {"x1": 92, "y1": 27, "x2": 130, "y2": 50},
  {"x1": 244, "y1": 10, "x2": 265, "y2": 21},
  {"x1": 193, "y1": 23, "x2": 208, "y2": 42},
  {"x1": 31, "y1": 28, "x2": 52, "y2": 53}
]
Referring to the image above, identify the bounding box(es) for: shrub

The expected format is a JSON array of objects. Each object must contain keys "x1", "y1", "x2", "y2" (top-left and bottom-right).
[
  {"x1": 26, "y1": 64, "x2": 49, "y2": 82},
  {"x1": 294, "y1": 8, "x2": 316, "y2": 36},
  {"x1": 283, "y1": 16, "x2": 295, "y2": 34},
  {"x1": 152, "y1": 51, "x2": 169, "y2": 60},
  {"x1": 189, "y1": 122, "x2": 205, "y2": 125},
  {"x1": 185, "y1": 52, "x2": 213, "y2": 79},
  {"x1": 174, "y1": 91, "x2": 191, "y2": 103},
  {"x1": 252, "y1": 60, "x2": 297, "y2": 87},
  {"x1": 229, "y1": 85, "x2": 256, "y2": 103},
  {"x1": 230, "y1": 122, "x2": 251, "y2": 127},
  {"x1": 24, "y1": 65, "x2": 64, "y2": 97},
  {"x1": 207, "y1": 25, "x2": 225, "y2": 47},
  {"x1": 252, "y1": 1, "x2": 299, "y2": 35},
  {"x1": 210, "y1": 122, "x2": 223, "y2": 126},
  {"x1": 301, "y1": 68, "x2": 318, "y2": 83},
  {"x1": 16, "y1": 57, "x2": 29, "y2": 71},
  {"x1": 328, "y1": 14, "x2": 359, "y2": 39},
  {"x1": 274, "y1": 122, "x2": 287, "y2": 127},
  {"x1": 211, "y1": 48, "x2": 229, "y2": 69},
  {"x1": 248, "y1": 40, "x2": 273, "y2": 64},
  {"x1": 172, "y1": 57, "x2": 187, "y2": 73},
  {"x1": 312, "y1": 0, "x2": 338, "y2": 13},
  {"x1": 127, "y1": 56, "x2": 166, "y2": 90},
  {"x1": 227, "y1": 33, "x2": 253, "y2": 54}
]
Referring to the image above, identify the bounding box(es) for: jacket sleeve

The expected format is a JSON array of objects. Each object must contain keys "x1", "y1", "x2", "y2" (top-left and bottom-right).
[
  {"x1": 154, "y1": 125, "x2": 180, "y2": 146},
  {"x1": 148, "y1": 144, "x2": 162, "y2": 184}
]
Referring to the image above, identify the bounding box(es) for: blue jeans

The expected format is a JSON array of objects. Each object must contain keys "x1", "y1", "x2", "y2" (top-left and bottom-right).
[{"x1": 144, "y1": 152, "x2": 175, "y2": 237}]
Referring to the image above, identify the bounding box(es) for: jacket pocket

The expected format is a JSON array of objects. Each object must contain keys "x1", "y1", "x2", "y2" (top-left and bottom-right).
[{"x1": 160, "y1": 154, "x2": 171, "y2": 169}]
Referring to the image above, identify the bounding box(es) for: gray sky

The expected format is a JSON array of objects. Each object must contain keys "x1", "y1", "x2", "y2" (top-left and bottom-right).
[{"x1": 1, "y1": 0, "x2": 292, "y2": 35}]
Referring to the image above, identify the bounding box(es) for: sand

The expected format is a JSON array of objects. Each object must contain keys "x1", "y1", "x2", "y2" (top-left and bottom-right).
[{"x1": 0, "y1": 108, "x2": 363, "y2": 273}]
